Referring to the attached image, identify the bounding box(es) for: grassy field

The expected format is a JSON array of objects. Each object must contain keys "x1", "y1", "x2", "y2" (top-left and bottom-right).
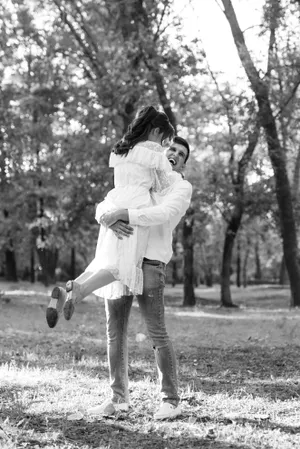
[{"x1": 1, "y1": 281, "x2": 300, "y2": 448}]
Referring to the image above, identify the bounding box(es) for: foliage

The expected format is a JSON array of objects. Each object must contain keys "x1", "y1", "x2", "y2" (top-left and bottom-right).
[{"x1": 1, "y1": 0, "x2": 299, "y2": 288}]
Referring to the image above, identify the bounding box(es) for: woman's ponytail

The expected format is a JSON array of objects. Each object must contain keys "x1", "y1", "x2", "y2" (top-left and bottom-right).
[{"x1": 113, "y1": 106, "x2": 174, "y2": 156}]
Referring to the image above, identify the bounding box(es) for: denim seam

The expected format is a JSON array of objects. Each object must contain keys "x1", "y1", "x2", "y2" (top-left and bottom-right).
[
  {"x1": 155, "y1": 274, "x2": 178, "y2": 402},
  {"x1": 119, "y1": 305, "x2": 125, "y2": 400}
]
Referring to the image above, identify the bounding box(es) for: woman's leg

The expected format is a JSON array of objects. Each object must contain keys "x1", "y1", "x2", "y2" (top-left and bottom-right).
[
  {"x1": 78, "y1": 269, "x2": 116, "y2": 298},
  {"x1": 64, "y1": 269, "x2": 116, "y2": 320},
  {"x1": 47, "y1": 269, "x2": 116, "y2": 327}
]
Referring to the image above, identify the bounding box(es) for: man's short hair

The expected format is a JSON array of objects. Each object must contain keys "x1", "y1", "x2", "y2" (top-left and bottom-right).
[{"x1": 173, "y1": 136, "x2": 190, "y2": 163}]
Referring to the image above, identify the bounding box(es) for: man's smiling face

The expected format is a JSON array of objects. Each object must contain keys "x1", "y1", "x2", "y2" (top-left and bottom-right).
[{"x1": 165, "y1": 142, "x2": 188, "y2": 173}]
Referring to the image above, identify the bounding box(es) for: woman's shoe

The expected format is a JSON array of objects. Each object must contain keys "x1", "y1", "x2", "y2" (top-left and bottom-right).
[
  {"x1": 46, "y1": 286, "x2": 67, "y2": 328},
  {"x1": 63, "y1": 280, "x2": 83, "y2": 320}
]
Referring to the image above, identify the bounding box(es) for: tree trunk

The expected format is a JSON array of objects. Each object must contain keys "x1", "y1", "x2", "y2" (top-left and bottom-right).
[
  {"x1": 171, "y1": 229, "x2": 179, "y2": 287},
  {"x1": 221, "y1": 0, "x2": 300, "y2": 306},
  {"x1": 205, "y1": 267, "x2": 213, "y2": 287},
  {"x1": 147, "y1": 64, "x2": 177, "y2": 131},
  {"x1": 28, "y1": 195, "x2": 37, "y2": 283},
  {"x1": 182, "y1": 207, "x2": 195, "y2": 306},
  {"x1": 134, "y1": 1, "x2": 177, "y2": 131},
  {"x1": 70, "y1": 246, "x2": 76, "y2": 280},
  {"x1": 220, "y1": 124, "x2": 259, "y2": 306},
  {"x1": 236, "y1": 238, "x2": 241, "y2": 287},
  {"x1": 279, "y1": 256, "x2": 288, "y2": 285},
  {"x1": 5, "y1": 240, "x2": 18, "y2": 282},
  {"x1": 37, "y1": 247, "x2": 58, "y2": 287},
  {"x1": 171, "y1": 260, "x2": 177, "y2": 287},
  {"x1": 242, "y1": 242, "x2": 250, "y2": 288},
  {"x1": 221, "y1": 218, "x2": 240, "y2": 307},
  {"x1": 3, "y1": 210, "x2": 18, "y2": 282},
  {"x1": 293, "y1": 146, "x2": 300, "y2": 197},
  {"x1": 30, "y1": 247, "x2": 35, "y2": 283},
  {"x1": 254, "y1": 238, "x2": 262, "y2": 281},
  {"x1": 263, "y1": 105, "x2": 300, "y2": 304}
]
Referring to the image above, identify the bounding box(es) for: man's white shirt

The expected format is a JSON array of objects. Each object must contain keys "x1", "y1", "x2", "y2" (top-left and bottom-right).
[
  {"x1": 95, "y1": 176, "x2": 192, "y2": 265},
  {"x1": 128, "y1": 178, "x2": 192, "y2": 264}
]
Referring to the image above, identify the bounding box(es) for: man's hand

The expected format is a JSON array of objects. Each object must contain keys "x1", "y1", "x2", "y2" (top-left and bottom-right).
[
  {"x1": 110, "y1": 221, "x2": 134, "y2": 239},
  {"x1": 101, "y1": 209, "x2": 129, "y2": 227}
]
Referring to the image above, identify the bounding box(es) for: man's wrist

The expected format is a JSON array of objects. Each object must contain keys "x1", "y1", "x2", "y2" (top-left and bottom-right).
[{"x1": 128, "y1": 209, "x2": 140, "y2": 225}]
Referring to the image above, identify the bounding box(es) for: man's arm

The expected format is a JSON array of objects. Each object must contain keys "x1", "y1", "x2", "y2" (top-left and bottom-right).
[
  {"x1": 129, "y1": 180, "x2": 192, "y2": 226},
  {"x1": 95, "y1": 201, "x2": 133, "y2": 239},
  {"x1": 101, "y1": 180, "x2": 192, "y2": 227}
]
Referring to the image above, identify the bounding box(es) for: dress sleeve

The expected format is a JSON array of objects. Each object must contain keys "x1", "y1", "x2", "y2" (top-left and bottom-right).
[
  {"x1": 109, "y1": 144, "x2": 172, "y2": 171},
  {"x1": 109, "y1": 143, "x2": 174, "y2": 193},
  {"x1": 132, "y1": 144, "x2": 174, "y2": 193},
  {"x1": 151, "y1": 156, "x2": 180, "y2": 193}
]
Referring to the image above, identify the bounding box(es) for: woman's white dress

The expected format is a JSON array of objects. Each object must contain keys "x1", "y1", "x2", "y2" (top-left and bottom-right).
[{"x1": 85, "y1": 141, "x2": 173, "y2": 300}]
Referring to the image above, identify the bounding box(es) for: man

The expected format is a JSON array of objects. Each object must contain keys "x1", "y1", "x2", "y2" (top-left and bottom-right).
[{"x1": 88, "y1": 136, "x2": 192, "y2": 420}]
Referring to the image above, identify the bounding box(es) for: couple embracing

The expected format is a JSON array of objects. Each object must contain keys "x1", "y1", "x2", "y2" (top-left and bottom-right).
[{"x1": 46, "y1": 106, "x2": 192, "y2": 420}]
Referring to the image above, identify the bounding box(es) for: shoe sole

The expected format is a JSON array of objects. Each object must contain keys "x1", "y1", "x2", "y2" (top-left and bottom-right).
[
  {"x1": 46, "y1": 287, "x2": 61, "y2": 328},
  {"x1": 64, "y1": 281, "x2": 75, "y2": 321}
]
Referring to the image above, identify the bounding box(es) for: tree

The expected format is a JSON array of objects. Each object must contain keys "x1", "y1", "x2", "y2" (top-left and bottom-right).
[
  {"x1": 182, "y1": 207, "x2": 196, "y2": 306},
  {"x1": 220, "y1": 120, "x2": 260, "y2": 306},
  {"x1": 220, "y1": 0, "x2": 300, "y2": 306}
]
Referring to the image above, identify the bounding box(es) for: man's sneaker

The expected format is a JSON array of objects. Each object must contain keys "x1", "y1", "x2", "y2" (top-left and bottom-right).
[
  {"x1": 87, "y1": 399, "x2": 129, "y2": 417},
  {"x1": 63, "y1": 280, "x2": 84, "y2": 321},
  {"x1": 154, "y1": 402, "x2": 182, "y2": 420},
  {"x1": 46, "y1": 286, "x2": 67, "y2": 328}
]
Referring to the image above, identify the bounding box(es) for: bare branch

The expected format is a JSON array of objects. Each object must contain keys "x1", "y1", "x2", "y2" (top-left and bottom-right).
[
  {"x1": 237, "y1": 118, "x2": 260, "y2": 184},
  {"x1": 154, "y1": 1, "x2": 170, "y2": 41},
  {"x1": 220, "y1": 0, "x2": 266, "y2": 97},
  {"x1": 265, "y1": 1, "x2": 279, "y2": 90},
  {"x1": 206, "y1": 62, "x2": 235, "y2": 183},
  {"x1": 51, "y1": 0, "x2": 103, "y2": 81},
  {"x1": 71, "y1": 1, "x2": 101, "y2": 59},
  {"x1": 275, "y1": 76, "x2": 300, "y2": 118}
]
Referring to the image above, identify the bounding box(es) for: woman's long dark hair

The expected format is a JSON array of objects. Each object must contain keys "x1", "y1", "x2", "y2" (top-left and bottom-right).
[{"x1": 113, "y1": 106, "x2": 175, "y2": 156}]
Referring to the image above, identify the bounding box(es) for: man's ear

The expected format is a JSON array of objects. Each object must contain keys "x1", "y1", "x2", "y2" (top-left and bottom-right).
[{"x1": 152, "y1": 127, "x2": 160, "y2": 136}]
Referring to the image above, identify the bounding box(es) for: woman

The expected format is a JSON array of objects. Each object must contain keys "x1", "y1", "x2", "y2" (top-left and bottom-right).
[{"x1": 46, "y1": 105, "x2": 179, "y2": 328}]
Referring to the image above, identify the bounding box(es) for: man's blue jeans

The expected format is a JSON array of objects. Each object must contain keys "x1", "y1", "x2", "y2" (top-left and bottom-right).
[{"x1": 104, "y1": 259, "x2": 179, "y2": 406}]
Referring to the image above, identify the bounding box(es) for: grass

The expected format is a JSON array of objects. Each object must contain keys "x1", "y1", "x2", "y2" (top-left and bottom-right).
[{"x1": 1, "y1": 281, "x2": 300, "y2": 448}]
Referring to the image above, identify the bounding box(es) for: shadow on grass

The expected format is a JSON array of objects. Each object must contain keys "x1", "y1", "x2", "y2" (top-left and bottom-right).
[
  {"x1": 197, "y1": 414, "x2": 300, "y2": 436},
  {"x1": 179, "y1": 346, "x2": 300, "y2": 401},
  {"x1": 195, "y1": 378, "x2": 300, "y2": 401},
  {"x1": 0, "y1": 398, "x2": 253, "y2": 449}
]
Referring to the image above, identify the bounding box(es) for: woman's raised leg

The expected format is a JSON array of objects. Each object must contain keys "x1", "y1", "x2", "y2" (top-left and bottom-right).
[{"x1": 64, "y1": 269, "x2": 116, "y2": 320}]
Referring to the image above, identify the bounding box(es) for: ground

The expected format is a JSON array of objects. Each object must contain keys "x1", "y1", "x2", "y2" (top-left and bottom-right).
[{"x1": 1, "y1": 281, "x2": 300, "y2": 449}]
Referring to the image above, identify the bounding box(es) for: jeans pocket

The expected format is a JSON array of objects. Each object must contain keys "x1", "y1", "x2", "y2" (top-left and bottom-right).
[{"x1": 156, "y1": 264, "x2": 166, "y2": 287}]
